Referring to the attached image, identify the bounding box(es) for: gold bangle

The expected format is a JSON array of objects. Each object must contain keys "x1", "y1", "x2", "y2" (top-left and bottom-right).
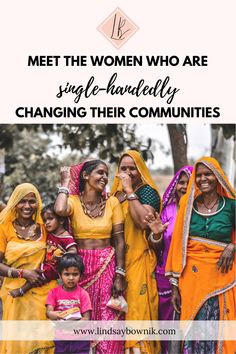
[{"x1": 148, "y1": 232, "x2": 163, "y2": 243}]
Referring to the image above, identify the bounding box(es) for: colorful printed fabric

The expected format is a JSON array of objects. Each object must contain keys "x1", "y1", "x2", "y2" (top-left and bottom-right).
[
  {"x1": 78, "y1": 246, "x2": 124, "y2": 354},
  {"x1": 42, "y1": 232, "x2": 77, "y2": 280},
  {"x1": 136, "y1": 184, "x2": 161, "y2": 212}
]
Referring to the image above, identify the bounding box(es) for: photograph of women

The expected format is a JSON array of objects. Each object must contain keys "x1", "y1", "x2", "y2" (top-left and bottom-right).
[{"x1": 0, "y1": 123, "x2": 235, "y2": 354}]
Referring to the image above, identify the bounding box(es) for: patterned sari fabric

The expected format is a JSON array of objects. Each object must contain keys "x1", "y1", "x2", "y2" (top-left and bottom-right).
[
  {"x1": 156, "y1": 166, "x2": 193, "y2": 354},
  {"x1": 111, "y1": 150, "x2": 162, "y2": 354},
  {"x1": 165, "y1": 157, "x2": 236, "y2": 354},
  {"x1": 0, "y1": 183, "x2": 56, "y2": 354},
  {"x1": 68, "y1": 161, "x2": 125, "y2": 354},
  {"x1": 78, "y1": 246, "x2": 124, "y2": 354}
]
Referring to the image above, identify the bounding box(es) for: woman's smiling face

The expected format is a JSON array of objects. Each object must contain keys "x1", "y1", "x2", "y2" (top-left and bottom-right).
[
  {"x1": 195, "y1": 163, "x2": 218, "y2": 193},
  {"x1": 84, "y1": 163, "x2": 108, "y2": 192},
  {"x1": 15, "y1": 193, "x2": 38, "y2": 220}
]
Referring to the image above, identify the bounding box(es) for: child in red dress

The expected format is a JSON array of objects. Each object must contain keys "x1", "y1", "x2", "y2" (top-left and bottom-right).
[{"x1": 9, "y1": 203, "x2": 77, "y2": 297}]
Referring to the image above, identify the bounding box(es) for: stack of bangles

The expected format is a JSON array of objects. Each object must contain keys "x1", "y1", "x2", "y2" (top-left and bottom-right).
[
  {"x1": 115, "y1": 267, "x2": 126, "y2": 277},
  {"x1": 169, "y1": 277, "x2": 179, "y2": 287},
  {"x1": 57, "y1": 186, "x2": 69, "y2": 196},
  {"x1": 7, "y1": 268, "x2": 24, "y2": 278},
  {"x1": 148, "y1": 231, "x2": 163, "y2": 243}
]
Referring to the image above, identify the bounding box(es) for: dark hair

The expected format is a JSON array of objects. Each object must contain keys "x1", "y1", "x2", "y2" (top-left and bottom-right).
[
  {"x1": 79, "y1": 159, "x2": 107, "y2": 192},
  {"x1": 58, "y1": 253, "x2": 85, "y2": 275},
  {"x1": 41, "y1": 203, "x2": 69, "y2": 230}
]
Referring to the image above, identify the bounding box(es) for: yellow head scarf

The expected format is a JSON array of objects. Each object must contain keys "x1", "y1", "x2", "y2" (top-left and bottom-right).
[
  {"x1": 111, "y1": 150, "x2": 162, "y2": 210},
  {"x1": 0, "y1": 183, "x2": 43, "y2": 225},
  {"x1": 166, "y1": 156, "x2": 236, "y2": 277}
]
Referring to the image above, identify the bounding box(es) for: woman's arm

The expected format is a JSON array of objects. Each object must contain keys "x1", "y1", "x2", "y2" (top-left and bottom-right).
[
  {"x1": 111, "y1": 223, "x2": 126, "y2": 298},
  {"x1": 144, "y1": 211, "x2": 169, "y2": 250},
  {"x1": 54, "y1": 167, "x2": 71, "y2": 216},
  {"x1": 118, "y1": 173, "x2": 157, "y2": 230},
  {"x1": 0, "y1": 252, "x2": 45, "y2": 286},
  {"x1": 171, "y1": 284, "x2": 181, "y2": 314},
  {"x1": 217, "y1": 243, "x2": 235, "y2": 273}
]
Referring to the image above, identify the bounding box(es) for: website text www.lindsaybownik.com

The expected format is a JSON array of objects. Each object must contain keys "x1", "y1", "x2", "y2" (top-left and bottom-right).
[
  {"x1": 73, "y1": 326, "x2": 175, "y2": 338},
  {"x1": 0, "y1": 321, "x2": 235, "y2": 341}
]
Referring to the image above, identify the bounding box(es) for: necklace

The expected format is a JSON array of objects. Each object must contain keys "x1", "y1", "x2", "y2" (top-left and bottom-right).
[
  {"x1": 15, "y1": 219, "x2": 34, "y2": 230},
  {"x1": 201, "y1": 195, "x2": 219, "y2": 213},
  {"x1": 80, "y1": 195, "x2": 106, "y2": 218},
  {"x1": 193, "y1": 196, "x2": 225, "y2": 217},
  {"x1": 13, "y1": 221, "x2": 38, "y2": 240}
]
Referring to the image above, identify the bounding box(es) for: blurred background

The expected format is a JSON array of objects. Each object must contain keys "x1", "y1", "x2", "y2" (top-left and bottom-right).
[{"x1": 0, "y1": 123, "x2": 235, "y2": 205}]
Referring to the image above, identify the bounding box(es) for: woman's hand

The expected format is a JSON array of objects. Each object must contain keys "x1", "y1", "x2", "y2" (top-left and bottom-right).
[
  {"x1": 144, "y1": 211, "x2": 169, "y2": 235},
  {"x1": 111, "y1": 274, "x2": 127, "y2": 298},
  {"x1": 171, "y1": 285, "x2": 181, "y2": 314},
  {"x1": 117, "y1": 173, "x2": 133, "y2": 195},
  {"x1": 217, "y1": 243, "x2": 235, "y2": 273},
  {"x1": 23, "y1": 269, "x2": 45, "y2": 287},
  {"x1": 60, "y1": 166, "x2": 71, "y2": 187}
]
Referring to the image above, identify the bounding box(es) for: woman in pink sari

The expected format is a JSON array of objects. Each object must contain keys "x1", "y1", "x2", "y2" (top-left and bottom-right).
[{"x1": 55, "y1": 160, "x2": 126, "y2": 354}]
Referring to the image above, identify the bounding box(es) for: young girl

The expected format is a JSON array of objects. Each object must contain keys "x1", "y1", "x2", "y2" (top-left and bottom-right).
[
  {"x1": 46, "y1": 253, "x2": 92, "y2": 354},
  {"x1": 9, "y1": 203, "x2": 77, "y2": 297}
]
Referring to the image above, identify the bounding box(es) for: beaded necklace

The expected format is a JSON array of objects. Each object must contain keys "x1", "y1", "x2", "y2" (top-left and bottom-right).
[
  {"x1": 80, "y1": 195, "x2": 106, "y2": 218},
  {"x1": 13, "y1": 221, "x2": 39, "y2": 241}
]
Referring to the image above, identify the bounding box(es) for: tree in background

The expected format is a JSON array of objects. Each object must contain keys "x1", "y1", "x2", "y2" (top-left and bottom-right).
[
  {"x1": 211, "y1": 124, "x2": 235, "y2": 184},
  {"x1": 0, "y1": 124, "x2": 150, "y2": 203},
  {"x1": 167, "y1": 124, "x2": 188, "y2": 173}
]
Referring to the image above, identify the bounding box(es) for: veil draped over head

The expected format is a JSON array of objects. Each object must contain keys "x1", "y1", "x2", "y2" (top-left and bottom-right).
[
  {"x1": 111, "y1": 150, "x2": 162, "y2": 208},
  {"x1": 0, "y1": 183, "x2": 43, "y2": 225},
  {"x1": 166, "y1": 156, "x2": 236, "y2": 277},
  {"x1": 69, "y1": 162, "x2": 87, "y2": 195},
  {"x1": 162, "y1": 166, "x2": 193, "y2": 209}
]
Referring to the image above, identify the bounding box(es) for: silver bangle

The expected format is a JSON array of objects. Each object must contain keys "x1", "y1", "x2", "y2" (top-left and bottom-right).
[
  {"x1": 115, "y1": 267, "x2": 126, "y2": 276},
  {"x1": 148, "y1": 232, "x2": 163, "y2": 243},
  {"x1": 57, "y1": 186, "x2": 69, "y2": 196},
  {"x1": 127, "y1": 193, "x2": 138, "y2": 201},
  {"x1": 7, "y1": 268, "x2": 14, "y2": 278},
  {"x1": 169, "y1": 277, "x2": 179, "y2": 287}
]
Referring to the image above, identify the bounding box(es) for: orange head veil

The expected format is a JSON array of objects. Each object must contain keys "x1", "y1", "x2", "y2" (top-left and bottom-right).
[
  {"x1": 0, "y1": 183, "x2": 43, "y2": 225},
  {"x1": 165, "y1": 156, "x2": 236, "y2": 277},
  {"x1": 111, "y1": 150, "x2": 162, "y2": 210}
]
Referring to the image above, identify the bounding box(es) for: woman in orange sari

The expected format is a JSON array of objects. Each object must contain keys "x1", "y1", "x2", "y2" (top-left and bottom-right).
[
  {"x1": 111, "y1": 150, "x2": 163, "y2": 354},
  {"x1": 0, "y1": 183, "x2": 56, "y2": 354},
  {"x1": 166, "y1": 157, "x2": 236, "y2": 353}
]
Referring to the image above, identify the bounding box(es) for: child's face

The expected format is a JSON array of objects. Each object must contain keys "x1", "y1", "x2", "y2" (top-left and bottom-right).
[
  {"x1": 60, "y1": 267, "x2": 81, "y2": 290},
  {"x1": 42, "y1": 210, "x2": 61, "y2": 233}
]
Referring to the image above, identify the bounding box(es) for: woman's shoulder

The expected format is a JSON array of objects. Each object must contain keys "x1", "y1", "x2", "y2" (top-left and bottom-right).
[
  {"x1": 69, "y1": 195, "x2": 80, "y2": 203},
  {"x1": 224, "y1": 196, "x2": 236, "y2": 209},
  {"x1": 107, "y1": 195, "x2": 120, "y2": 206}
]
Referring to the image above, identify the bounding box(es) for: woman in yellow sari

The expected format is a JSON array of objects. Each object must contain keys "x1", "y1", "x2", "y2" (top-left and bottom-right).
[
  {"x1": 166, "y1": 156, "x2": 236, "y2": 354},
  {"x1": 111, "y1": 150, "x2": 162, "y2": 354},
  {"x1": 0, "y1": 183, "x2": 57, "y2": 354}
]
